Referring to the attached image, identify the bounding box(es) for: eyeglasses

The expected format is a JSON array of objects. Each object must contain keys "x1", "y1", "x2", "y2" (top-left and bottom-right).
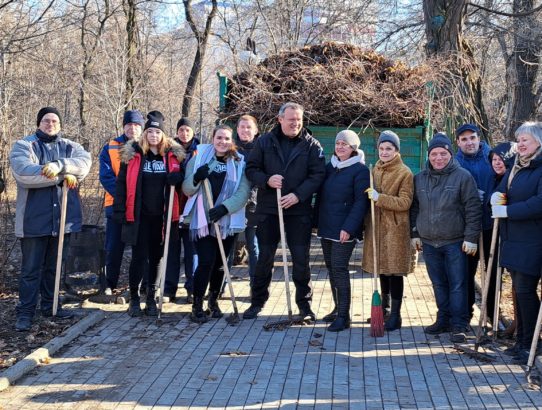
[{"x1": 41, "y1": 119, "x2": 59, "y2": 124}]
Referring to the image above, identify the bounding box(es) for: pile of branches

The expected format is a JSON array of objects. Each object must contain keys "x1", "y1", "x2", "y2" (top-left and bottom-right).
[{"x1": 221, "y1": 42, "x2": 437, "y2": 129}]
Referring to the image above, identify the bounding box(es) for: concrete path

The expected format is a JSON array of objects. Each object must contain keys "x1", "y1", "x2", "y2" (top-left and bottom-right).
[{"x1": 0, "y1": 240, "x2": 540, "y2": 409}]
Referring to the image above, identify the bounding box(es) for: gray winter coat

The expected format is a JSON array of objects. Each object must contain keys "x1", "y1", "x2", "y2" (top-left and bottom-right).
[{"x1": 410, "y1": 158, "x2": 482, "y2": 247}]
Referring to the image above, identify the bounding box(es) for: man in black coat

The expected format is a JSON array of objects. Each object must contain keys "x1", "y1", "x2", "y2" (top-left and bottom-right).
[{"x1": 243, "y1": 102, "x2": 326, "y2": 320}]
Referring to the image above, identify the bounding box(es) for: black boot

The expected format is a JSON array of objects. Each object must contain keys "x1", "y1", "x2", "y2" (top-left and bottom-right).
[
  {"x1": 191, "y1": 296, "x2": 209, "y2": 324},
  {"x1": 206, "y1": 291, "x2": 223, "y2": 318},
  {"x1": 144, "y1": 291, "x2": 158, "y2": 316},
  {"x1": 128, "y1": 294, "x2": 143, "y2": 317},
  {"x1": 385, "y1": 298, "x2": 402, "y2": 331},
  {"x1": 323, "y1": 287, "x2": 338, "y2": 323},
  {"x1": 327, "y1": 286, "x2": 350, "y2": 332}
]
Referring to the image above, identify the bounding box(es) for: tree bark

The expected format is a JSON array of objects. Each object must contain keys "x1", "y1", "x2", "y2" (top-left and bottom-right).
[
  {"x1": 182, "y1": 0, "x2": 218, "y2": 118},
  {"x1": 123, "y1": 0, "x2": 138, "y2": 110}
]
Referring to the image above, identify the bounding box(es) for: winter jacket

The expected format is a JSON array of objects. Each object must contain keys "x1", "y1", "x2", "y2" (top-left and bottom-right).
[
  {"x1": 246, "y1": 125, "x2": 326, "y2": 216},
  {"x1": 455, "y1": 141, "x2": 495, "y2": 230},
  {"x1": 9, "y1": 132, "x2": 91, "y2": 238},
  {"x1": 99, "y1": 134, "x2": 129, "y2": 215},
  {"x1": 175, "y1": 136, "x2": 199, "y2": 217},
  {"x1": 495, "y1": 155, "x2": 542, "y2": 277},
  {"x1": 181, "y1": 149, "x2": 250, "y2": 230},
  {"x1": 410, "y1": 158, "x2": 482, "y2": 247},
  {"x1": 236, "y1": 135, "x2": 259, "y2": 226},
  {"x1": 113, "y1": 139, "x2": 186, "y2": 245},
  {"x1": 316, "y1": 159, "x2": 369, "y2": 241},
  {"x1": 363, "y1": 154, "x2": 415, "y2": 275}
]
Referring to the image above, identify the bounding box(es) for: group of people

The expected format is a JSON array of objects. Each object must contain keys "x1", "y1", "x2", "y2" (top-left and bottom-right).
[{"x1": 9, "y1": 103, "x2": 542, "y2": 365}]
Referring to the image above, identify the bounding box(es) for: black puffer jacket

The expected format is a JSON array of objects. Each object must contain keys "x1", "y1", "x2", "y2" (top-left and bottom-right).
[
  {"x1": 410, "y1": 158, "x2": 482, "y2": 247},
  {"x1": 236, "y1": 135, "x2": 259, "y2": 226},
  {"x1": 246, "y1": 125, "x2": 326, "y2": 216}
]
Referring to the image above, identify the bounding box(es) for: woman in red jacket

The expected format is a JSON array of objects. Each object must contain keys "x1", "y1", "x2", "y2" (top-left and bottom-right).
[{"x1": 114, "y1": 111, "x2": 185, "y2": 317}]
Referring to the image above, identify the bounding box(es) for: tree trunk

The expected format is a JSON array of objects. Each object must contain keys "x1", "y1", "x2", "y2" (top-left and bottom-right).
[
  {"x1": 423, "y1": 0, "x2": 489, "y2": 138},
  {"x1": 504, "y1": 0, "x2": 540, "y2": 139},
  {"x1": 181, "y1": 0, "x2": 218, "y2": 118},
  {"x1": 123, "y1": 0, "x2": 138, "y2": 110}
]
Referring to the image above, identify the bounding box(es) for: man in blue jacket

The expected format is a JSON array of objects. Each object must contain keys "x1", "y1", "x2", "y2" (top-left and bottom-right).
[
  {"x1": 455, "y1": 123, "x2": 495, "y2": 323},
  {"x1": 10, "y1": 107, "x2": 92, "y2": 331},
  {"x1": 243, "y1": 102, "x2": 326, "y2": 320},
  {"x1": 99, "y1": 110, "x2": 144, "y2": 294}
]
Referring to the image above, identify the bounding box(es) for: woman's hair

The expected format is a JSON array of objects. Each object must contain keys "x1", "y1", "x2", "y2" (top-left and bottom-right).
[
  {"x1": 140, "y1": 128, "x2": 172, "y2": 156},
  {"x1": 213, "y1": 124, "x2": 239, "y2": 160},
  {"x1": 515, "y1": 121, "x2": 542, "y2": 147}
]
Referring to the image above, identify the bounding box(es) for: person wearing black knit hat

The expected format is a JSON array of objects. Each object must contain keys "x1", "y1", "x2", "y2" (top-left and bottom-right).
[
  {"x1": 410, "y1": 132, "x2": 482, "y2": 343},
  {"x1": 114, "y1": 110, "x2": 186, "y2": 317},
  {"x1": 163, "y1": 117, "x2": 200, "y2": 304},
  {"x1": 10, "y1": 107, "x2": 91, "y2": 331}
]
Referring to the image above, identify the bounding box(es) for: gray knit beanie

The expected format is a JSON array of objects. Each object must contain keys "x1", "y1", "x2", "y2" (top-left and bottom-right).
[
  {"x1": 378, "y1": 130, "x2": 400, "y2": 150},
  {"x1": 336, "y1": 130, "x2": 361, "y2": 151}
]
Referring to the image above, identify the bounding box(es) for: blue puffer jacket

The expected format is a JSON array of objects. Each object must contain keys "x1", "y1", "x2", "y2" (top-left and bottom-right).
[
  {"x1": 10, "y1": 132, "x2": 92, "y2": 238},
  {"x1": 455, "y1": 141, "x2": 495, "y2": 230},
  {"x1": 496, "y1": 155, "x2": 542, "y2": 277},
  {"x1": 316, "y1": 159, "x2": 370, "y2": 241}
]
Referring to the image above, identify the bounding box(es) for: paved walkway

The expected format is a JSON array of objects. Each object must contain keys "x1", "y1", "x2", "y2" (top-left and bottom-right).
[{"x1": 0, "y1": 240, "x2": 540, "y2": 409}]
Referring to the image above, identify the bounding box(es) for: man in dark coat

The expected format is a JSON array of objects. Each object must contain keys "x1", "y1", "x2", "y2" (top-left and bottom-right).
[{"x1": 243, "y1": 102, "x2": 326, "y2": 320}]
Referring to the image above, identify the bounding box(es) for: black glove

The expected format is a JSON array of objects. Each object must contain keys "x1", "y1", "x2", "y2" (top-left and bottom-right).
[
  {"x1": 193, "y1": 164, "x2": 210, "y2": 184},
  {"x1": 166, "y1": 170, "x2": 184, "y2": 187},
  {"x1": 208, "y1": 204, "x2": 228, "y2": 223}
]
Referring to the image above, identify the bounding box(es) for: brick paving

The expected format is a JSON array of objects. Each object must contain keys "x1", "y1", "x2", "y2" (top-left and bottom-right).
[{"x1": 1, "y1": 239, "x2": 541, "y2": 409}]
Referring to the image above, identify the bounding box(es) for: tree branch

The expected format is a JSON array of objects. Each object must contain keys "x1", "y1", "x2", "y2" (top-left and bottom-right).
[{"x1": 467, "y1": 1, "x2": 542, "y2": 17}]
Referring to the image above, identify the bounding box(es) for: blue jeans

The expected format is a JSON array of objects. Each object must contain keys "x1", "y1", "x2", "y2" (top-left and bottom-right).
[
  {"x1": 423, "y1": 241, "x2": 469, "y2": 328},
  {"x1": 245, "y1": 225, "x2": 259, "y2": 284},
  {"x1": 17, "y1": 235, "x2": 70, "y2": 318},
  {"x1": 104, "y1": 208, "x2": 126, "y2": 289}
]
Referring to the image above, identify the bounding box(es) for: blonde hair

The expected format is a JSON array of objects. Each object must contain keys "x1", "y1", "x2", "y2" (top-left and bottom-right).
[
  {"x1": 237, "y1": 114, "x2": 258, "y2": 128},
  {"x1": 140, "y1": 128, "x2": 172, "y2": 156}
]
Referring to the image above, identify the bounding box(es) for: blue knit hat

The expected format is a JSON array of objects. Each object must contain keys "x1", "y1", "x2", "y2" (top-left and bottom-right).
[
  {"x1": 455, "y1": 123, "x2": 480, "y2": 138},
  {"x1": 123, "y1": 110, "x2": 144, "y2": 127},
  {"x1": 428, "y1": 133, "x2": 453, "y2": 155}
]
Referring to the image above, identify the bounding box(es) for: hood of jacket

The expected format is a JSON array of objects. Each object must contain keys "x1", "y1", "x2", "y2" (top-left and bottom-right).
[{"x1": 120, "y1": 138, "x2": 186, "y2": 164}]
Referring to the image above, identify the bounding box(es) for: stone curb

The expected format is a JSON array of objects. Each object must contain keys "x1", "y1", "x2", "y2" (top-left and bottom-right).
[{"x1": 0, "y1": 309, "x2": 106, "y2": 392}]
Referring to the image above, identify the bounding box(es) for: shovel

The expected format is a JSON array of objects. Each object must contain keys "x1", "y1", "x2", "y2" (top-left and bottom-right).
[
  {"x1": 52, "y1": 180, "x2": 69, "y2": 316},
  {"x1": 202, "y1": 179, "x2": 240, "y2": 325}
]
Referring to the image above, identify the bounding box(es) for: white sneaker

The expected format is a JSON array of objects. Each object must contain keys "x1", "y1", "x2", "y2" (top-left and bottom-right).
[{"x1": 104, "y1": 288, "x2": 113, "y2": 296}]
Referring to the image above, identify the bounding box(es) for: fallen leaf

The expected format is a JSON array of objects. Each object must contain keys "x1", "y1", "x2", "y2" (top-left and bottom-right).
[
  {"x1": 309, "y1": 339, "x2": 322, "y2": 347},
  {"x1": 313, "y1": 333, "x2": 323, "y2": 338}
]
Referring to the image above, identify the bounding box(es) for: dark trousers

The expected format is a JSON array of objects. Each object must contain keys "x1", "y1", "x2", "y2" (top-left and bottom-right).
[
  {"x1": 192, "y1": 234, "x2": 236, "y2": 298},
  {"x1": 466, "y1": 228, "x2": 495, "y2": 320},
  {"x1": 17, "y1": 235, "x2": 70, "y2": 318},
  {"x1": 129, "y1": 215, "x2": 163, "y2": 298},
  {"x1": 321, "y1": 238, "x2": 355, "y2": 317},
  {"x1": 251, "y1": 214, "x2": 312, "y2": 309},
  {"x1": 164, "y1": 225, "x2": 195, "y2": 296},
  {"x1": 423, "y1": 241, "x2": 469, "y2": 329},
  {"x1": 379, "y1": 275, "x2": 404, "y2": 300},
  {"x1": 511, "y1": 270, "x2": 541, "y2": 347},
  {"x1": 104, "y1": 210, "x2": 126, "y2": 289}
]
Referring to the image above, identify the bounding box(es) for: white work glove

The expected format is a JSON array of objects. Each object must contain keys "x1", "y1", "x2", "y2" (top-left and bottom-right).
[
  {"x1": 492, "y1": 205, "x2": 508, "y2": 219},
  {"x1": 477, "y1": 189, "x2": 485, "y2": 202},
  {"x1": 490, "y1": 192, "x2": 507, "y2": 205},
  {"x1": 462, "y1": 241, "x2": 478, "y2": 256},
  {"x1": 365, "y1": 187, "x2": 379, "y2": 201},
  {"x1": 42, "y1": 161, "x2": 62, "y2": 178},
  {"x1": 411, "y1": 238, "x2": 422, "y2": 251}
]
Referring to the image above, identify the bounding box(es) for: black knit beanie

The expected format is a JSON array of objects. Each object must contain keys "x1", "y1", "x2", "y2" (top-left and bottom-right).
[
  {"x1": 37, "y1": 107, "x2": 61, "y2": 127},
  {"x1": 176, "y1": 117, "x2": 193, "y2": 131},
  {"x1": 144, "y1": 111, "x2": 165, "y2": 131}
]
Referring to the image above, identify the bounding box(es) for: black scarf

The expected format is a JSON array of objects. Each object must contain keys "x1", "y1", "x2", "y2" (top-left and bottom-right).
[{"x1": 36, "y1": 129, "x2": 59, "y2": 143}]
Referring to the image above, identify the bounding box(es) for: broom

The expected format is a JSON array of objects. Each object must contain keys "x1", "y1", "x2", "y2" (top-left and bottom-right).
[{"x1": 369, "y1": 164, "x2": 384, "y2": 337}]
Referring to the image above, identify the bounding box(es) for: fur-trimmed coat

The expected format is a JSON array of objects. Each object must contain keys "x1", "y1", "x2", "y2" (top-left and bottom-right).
[
  {"x1": 113, "y1": 138, "x2": 186, "y2": 245},
  {"x1": 362, "y1": 154, "x2": 415, "y2": 275}
]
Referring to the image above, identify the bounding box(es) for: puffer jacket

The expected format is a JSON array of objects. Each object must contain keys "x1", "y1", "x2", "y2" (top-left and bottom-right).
[
  {"x1": 410, "y1": 158, "x2": 482, "y2": 247},
  {"x1": 9, "y1": 132, "x2": 91, "y2": 238},
  {"x1": 236, "y1": 135, "x2": 259, "y2": 226},
  {"x1": 495, "y1": 155, "x2": 542, "y2": 277},
  {"x1": 246, "y1": 125, "x2": 326, "y2": 216},
  {"x1": 113, "y1": 139, "x2": 186, "y2": 245}
]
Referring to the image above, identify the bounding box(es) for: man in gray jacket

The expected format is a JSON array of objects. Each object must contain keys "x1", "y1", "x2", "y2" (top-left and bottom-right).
[
  {"x1": 10, "y1": 107, "x2": 92, "y2": 331},
  {"x1": 410, "y1": 133, "x2": 481, "y2": 343}
]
